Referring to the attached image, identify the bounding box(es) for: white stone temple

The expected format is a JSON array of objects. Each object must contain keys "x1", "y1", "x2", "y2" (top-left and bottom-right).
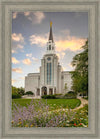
[{"x1": 25, "y1": 22, "x2": 72, "y2": 97}]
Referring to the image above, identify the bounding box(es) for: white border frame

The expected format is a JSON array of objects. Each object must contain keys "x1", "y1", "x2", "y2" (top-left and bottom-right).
[{"x1": 0, "y1": 0, "x2": 99, "y2": 138}]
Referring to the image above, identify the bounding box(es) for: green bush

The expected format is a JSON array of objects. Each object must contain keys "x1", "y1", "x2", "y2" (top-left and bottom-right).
[
  {"x1": 25, "y1": 91, "x2": 34, "y2": 95},
  {"x1": 67, "y1": 91, "x2": 76, "y2": 94},
  {"x1": 41, "y1": 95, "x2": 56, "y2": 99},
  {"x1": 12, "y1": 93, "x2": 21, "y2": 99},
  {"x1": 64, "y1": 91, "x2": 76, "y2": 99}
]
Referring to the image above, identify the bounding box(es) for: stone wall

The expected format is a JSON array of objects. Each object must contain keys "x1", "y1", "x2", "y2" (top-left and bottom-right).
[{"x1": 25, "y1": 73, "x2": 40, "y2": 95}]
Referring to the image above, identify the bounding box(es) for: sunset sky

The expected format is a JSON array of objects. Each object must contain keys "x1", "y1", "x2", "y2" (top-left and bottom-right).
[{"x1": 12, "y1": 12, "x2": 88, "y2": 88}]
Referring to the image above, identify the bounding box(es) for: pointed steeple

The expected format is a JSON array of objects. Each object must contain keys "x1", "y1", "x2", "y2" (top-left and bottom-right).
[{"x1": 49, "y1": 21, "x2": 54, "y2": 42}]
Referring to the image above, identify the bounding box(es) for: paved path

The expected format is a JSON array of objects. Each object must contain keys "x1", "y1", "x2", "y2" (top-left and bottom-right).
[
  {"x1": 22, "y1": 95, "x2": 41, "y2": 99},
  {"x1": 73, "y1": 97, "x2": 88, "y2": 110}
]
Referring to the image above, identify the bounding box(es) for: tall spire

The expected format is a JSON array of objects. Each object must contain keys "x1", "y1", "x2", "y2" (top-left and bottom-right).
[{"x1": 49, "y1": 21, "x2": 54, "y2": 42}]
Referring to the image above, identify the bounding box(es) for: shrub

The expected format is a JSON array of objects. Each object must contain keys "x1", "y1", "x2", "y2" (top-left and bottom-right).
[
  {"x1": 25, "y1": 91, "x2": 34, "y2": 96},
  {"x1": 12, "y1": 93, "x2": 21, "y2": 99},
  {"x1": 64, "y1": 91, "x2": 76, "y2": 99},
  {"x1": 41, "y1": 95, "x2": 56, "y2": 99},
  {"x1": 67, "y1": 91, "x2": 76, "y2": 94}
]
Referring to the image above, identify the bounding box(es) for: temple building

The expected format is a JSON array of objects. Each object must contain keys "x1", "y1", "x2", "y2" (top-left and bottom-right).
[{"x1": 25, "y1": 22, "x2": 72, "y2": 97}]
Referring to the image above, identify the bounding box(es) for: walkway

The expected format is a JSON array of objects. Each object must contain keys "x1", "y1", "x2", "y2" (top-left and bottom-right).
[{"x1": 73, "y1": 96, "x2": 88, "y2": 110}]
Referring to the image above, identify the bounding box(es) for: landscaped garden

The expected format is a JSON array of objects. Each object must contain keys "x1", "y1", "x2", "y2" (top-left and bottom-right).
[
  {"x1": 12, "y1": 98, "x2": 88, "y2": 127},
  {"x1": 11, "y1": 40, "x2": 88, "y2": 128}
]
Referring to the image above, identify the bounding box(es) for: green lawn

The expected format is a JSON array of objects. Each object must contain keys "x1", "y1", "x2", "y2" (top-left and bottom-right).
[{"x1": 12, "y1": 98, "x2": 81, "y2": 110}]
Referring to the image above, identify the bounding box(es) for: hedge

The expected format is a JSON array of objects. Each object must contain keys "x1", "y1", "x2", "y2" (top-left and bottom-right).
[
  {"x1": 41, "y1": 95, "x2": 56, "y2": 99},
  {"x1": 12, "y1": 93, "x2": 21, "y2": 99}
]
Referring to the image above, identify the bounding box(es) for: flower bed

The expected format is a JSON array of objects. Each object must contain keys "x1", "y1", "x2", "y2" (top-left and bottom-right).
[{"x1": 12, "y1": 99, "x2": 88, "y2": 127}]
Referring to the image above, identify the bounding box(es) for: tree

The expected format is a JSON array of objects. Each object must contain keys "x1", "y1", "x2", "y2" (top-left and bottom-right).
[
  {"x1": 17, "y1": 87, "x2": 25, "y2": 95},
  {"x1": 12, "y1": 86, "x2": 25, "y2": 95},
  {"x1": 70, "y1": 40, "x2": 88, "y2": 97},
  {"x1": 12, "y1": 86, "x2": 18, "y2": 94}
]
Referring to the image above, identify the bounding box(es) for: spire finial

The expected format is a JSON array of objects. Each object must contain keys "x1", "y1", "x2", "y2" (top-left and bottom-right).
[
  {"x1": 49, "y1": 21, "x2": 54, "y2": 42},
  {"x1": 50, "y1": 21, "x2": 52, "y2": 27}
]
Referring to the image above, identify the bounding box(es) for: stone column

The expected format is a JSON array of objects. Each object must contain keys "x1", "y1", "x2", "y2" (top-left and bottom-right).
[{"x1": 47, "y1": 87, "x2": 49, "y2": 95}]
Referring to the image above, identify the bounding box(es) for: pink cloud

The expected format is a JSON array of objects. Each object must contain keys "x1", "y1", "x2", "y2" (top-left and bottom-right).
[
  {"x1": 12, "y1": 57, "x2": 20, "y2": 64},
  {"x1": 29, "y1": 33, "x2": 86, "y2": 52},
  {"x1": 12, "y1": 79, "x2": 17, "y2": 84},
  {"x1": 13, "y1": 12, "x2": 17, "y2": 19},
  {"x1": 12, "y1": 33, "x2": 24, "y2": 42},
  {"x1": 55, "y1": 36, "x2": 86, "y2": 52},
  {"x1": 12, "y1": 68, "x2": 23, "y2": 73},
  {"x1": 24, "y1": 12, "x2": 30, "y2": 16},
  {"x1": 22, "y1": 58, "x2": 32, "y2": 65}
]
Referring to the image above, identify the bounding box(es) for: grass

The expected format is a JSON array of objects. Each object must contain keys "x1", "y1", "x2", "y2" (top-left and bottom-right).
[{"x1": 12, "y1": 98, "x2": 81, "y2": 110}]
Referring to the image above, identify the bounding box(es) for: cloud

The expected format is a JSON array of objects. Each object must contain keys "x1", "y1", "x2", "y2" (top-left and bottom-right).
[
  {"x1": 19, "y1": 77, "x2": 25, "y2": 80},
  {"x1": 17, "y1": 44, "x2": 24, "y2": 49},
  {"x1": 12, "y1": 68, "x2": 23, "y2": 73},
  {"x1": 33, "y1": 12, "x2": 45, "y2": 24},
  {"x1": 29, "y1": 32, "x2": 86, "y2": 52},
  {"x1": 22, "y1": 58, "x2": 32, "y2": 65},
  {"x1": 12, "y1": 33, "x2": 24, "y2": 42},
  {"x1": 12, "y1": 44, "x2": 24, "y2": 53},
  {"x1": 24, "y1": 12, "x2": 30, "y2": 16},
  {"x1": 12, "y1": 57, "x2": 20, "y2": 64},
  {"x1": 26, "y1": 53, "x2": 32, "y2": 57},
  {"x1": 13, "y1": 12, "x2": 17, "y2": 19},
  {"x1": 12, "y1": 50, "x2": 17, "y2": 53},
  {"x1": 55, "y1": 36, "x2": 86, "y2": 52},
  {"x1": 29, "y1": 34, "x2": 47, "y2": 47},
  {"x1": 24, "y1": 12, "x2": 45, "y2": 24},
  {"x1": 12, "y1": 79, "x2": 17, "y2": 84},
  {"x1": 32, "y1": 57, "x2": 39, "y2": 62}
]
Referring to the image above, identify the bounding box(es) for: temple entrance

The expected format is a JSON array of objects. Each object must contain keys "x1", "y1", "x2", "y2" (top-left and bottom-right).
[
  {"x1": 49, "y1": 88, "x2": 53, "y2": 95},
  {"x1": 42, "y1": 86, "x2": 47, "y2": 95}
]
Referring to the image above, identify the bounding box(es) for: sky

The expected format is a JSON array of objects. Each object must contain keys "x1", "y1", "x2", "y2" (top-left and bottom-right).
[{"x1": 12, "y1": 12, "x2": 88, "y2": 88}]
